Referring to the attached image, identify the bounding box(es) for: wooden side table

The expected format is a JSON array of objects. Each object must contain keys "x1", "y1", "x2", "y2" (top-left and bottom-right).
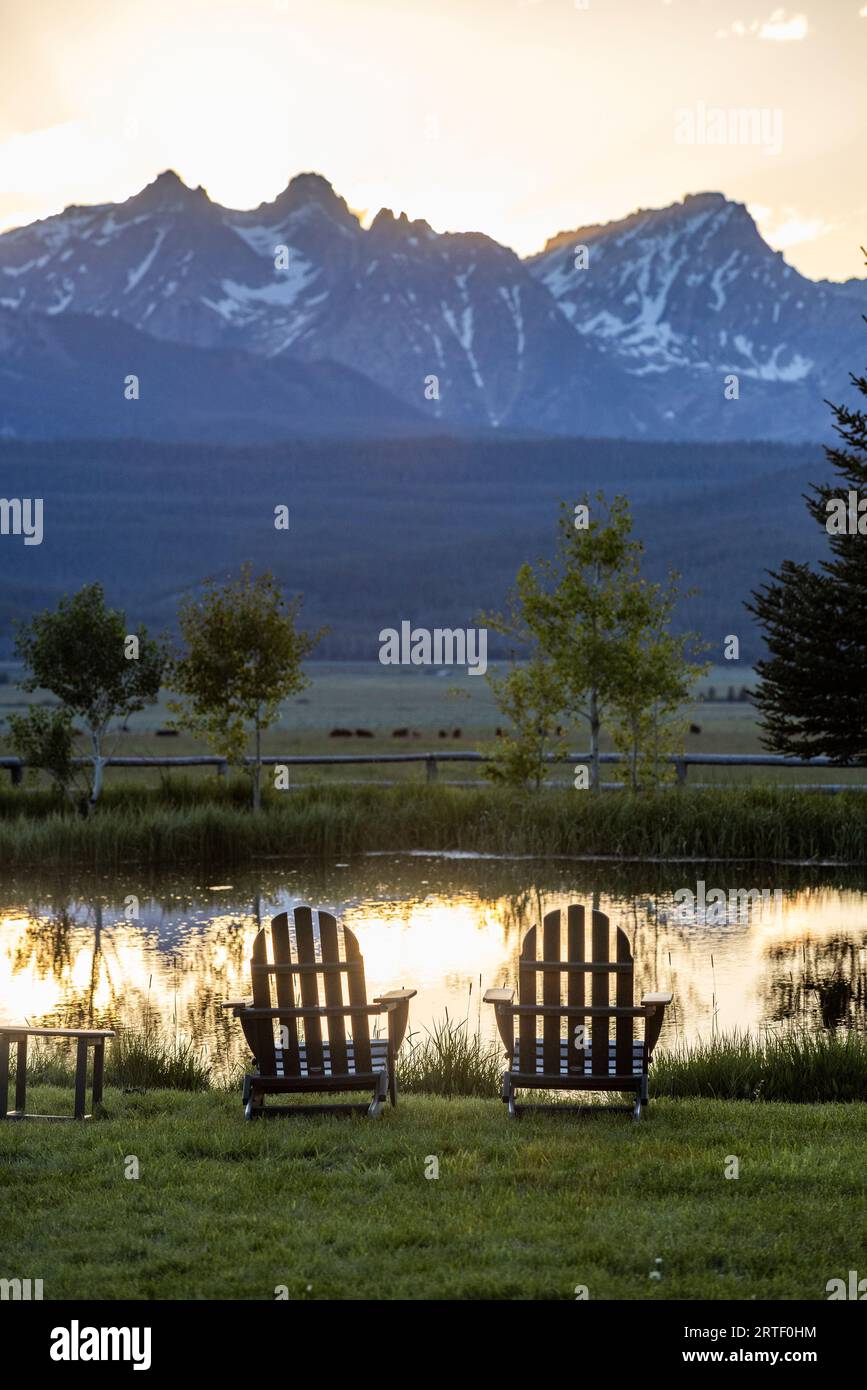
[{"x1": 0, "y1": 1026, "x2": 115, "y2": 1121}]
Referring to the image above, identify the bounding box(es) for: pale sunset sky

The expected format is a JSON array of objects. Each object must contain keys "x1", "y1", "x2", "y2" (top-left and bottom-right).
[{"x1": 0, "y1": 0, "x2": 865, "y2": 279}]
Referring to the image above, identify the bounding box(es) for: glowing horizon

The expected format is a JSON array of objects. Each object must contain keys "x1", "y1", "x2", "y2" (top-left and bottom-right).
[{"x1": 1, "y1": 0, "x2": 866, "y2": 281}]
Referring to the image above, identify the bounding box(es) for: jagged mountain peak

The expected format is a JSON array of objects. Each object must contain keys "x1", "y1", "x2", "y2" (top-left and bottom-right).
[
  {"x1": 129, "y1": 169, "x2": 212, "y2": 213},
  {"x1": 537, "y1": 190, "x2": 762, "y2": 259},
  {"x1": 263, "y1": 171, "x2": 359, "y2": 230},
  {"x1": 368, "y1": 207, "x2": 433, "y2": 241}
]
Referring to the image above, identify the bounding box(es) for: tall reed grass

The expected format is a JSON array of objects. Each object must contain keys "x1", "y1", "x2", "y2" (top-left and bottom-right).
[
  {"x1": 398, "y1": 1013, "x2": 504, "y2": 1098},
  {"x1": 20, "y1": 1028, "x2": 211, "y2": 1092},
  {"x1": 16, "y1": 1022, "x2": 867, "y2": 1102},
  {"x1": 0, "y1": 783, "x2": 865, "y2": 867},
  {"x1": 650, "y1": 1029, "x2": 867, "y2": 1103}
]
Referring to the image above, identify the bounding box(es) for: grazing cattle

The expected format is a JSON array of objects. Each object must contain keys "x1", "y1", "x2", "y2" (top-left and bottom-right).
[
  {"x1": 392, "y1": 728, "x2": 409, "y2": 738},
  {"x1": 495, "y1": 727, "x2": 504, "y2": 737},
  {"x1": 438, "y1": 729, "x2": 448, "y2": 738},
  {"x1": 355, "y1": 728, "x2": 374, "y2": 738},
  {"x1": 689, "y1": 723, "x2": 702, "y2": 735},
  {"x1": 155, "y1": 728, "x2": 179, "y2": 737},
  {"x1": 452, "y1": 728, "x2": 462, "y2": 738},
  {"x1": 329, "y1": 728, "x2": 354, "y2": 738}
]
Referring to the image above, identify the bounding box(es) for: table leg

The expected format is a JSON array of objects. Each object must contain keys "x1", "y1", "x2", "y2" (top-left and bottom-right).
[
  {"x1": 0, "y1": 1037, "x2": 9, "y2": 1119},
  {"x1": 15, "y1": 1038, "x2": 27, "y2": 1115},
  {"x1": 92, "y1": 1041, "x2": 105, "y2": 1109},
  {"x1": 73, "y1": 1037, "x2": 88, "y2": 1119}
]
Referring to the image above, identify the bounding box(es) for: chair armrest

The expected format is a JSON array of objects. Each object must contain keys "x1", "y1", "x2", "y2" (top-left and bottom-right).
[
  {"x1": 641, "y1": 993, "x2": 673, "y2": 1055},
  {"x1": 484, "y1": 989, "x2": 516, "y2": 1052},
  {"x1": 374, "y1": 990, "x2": 416, "y2": 1053},
  {"x1": 374, "y1": 989, "x2": 417, "y2": 1006},
  {"x1": 220, "y1": 998, "x2": 253, "y2": 1012}
]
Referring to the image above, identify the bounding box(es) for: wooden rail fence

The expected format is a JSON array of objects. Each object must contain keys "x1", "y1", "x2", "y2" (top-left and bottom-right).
[{"x1": 0, "y1": 751, "x2": 865, "y2": 791}]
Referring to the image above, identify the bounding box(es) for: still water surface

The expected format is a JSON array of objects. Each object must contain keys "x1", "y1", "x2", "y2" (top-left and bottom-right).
[{"x1": 2, "y1": 854, "x2": 865, "y2": 1076}]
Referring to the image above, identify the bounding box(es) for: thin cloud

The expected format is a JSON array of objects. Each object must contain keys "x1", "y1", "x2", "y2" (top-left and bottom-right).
[
  {"x1": 760, "y1": 9, "x2": 809, "y2": 39},
  {"x1": 716, "y1": 10, "x2": 808, "y2": 40},
  {"x1": 752, "y1": 206, "x2": 835, "y2": 250}
]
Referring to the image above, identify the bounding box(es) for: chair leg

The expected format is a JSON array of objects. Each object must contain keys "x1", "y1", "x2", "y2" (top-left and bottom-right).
[
  {"x1": 15, "y1": 1039, "x2": 27, "y2": 1115},
  {"x1": 0, "y1": 1037, "x2": 9, "y2": 1119},
  {"x1": 244, "y1": 1080, "x2": 263, "y2": 1120},
  {"x1": 388, "y1": 1066, "x2": 398, "y2": 1107},
  {"x1": 368, "y1": 1071, "x2": 387, "y2": 1118},
  {"x1": 504, "y1": 1074, "x2": 519, "y2": 1120},
  {"x1": 91, "y1": 1042, "x2": 105, "y2": 1111},
  {"x1": 73, "y1": 1037, "x2": 88, "y2": 1120}
]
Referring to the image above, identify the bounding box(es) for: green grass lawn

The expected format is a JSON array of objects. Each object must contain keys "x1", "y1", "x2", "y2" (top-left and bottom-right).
[{"x1": 1, "y1": 1089, "x2": 864, "y2": 1300}]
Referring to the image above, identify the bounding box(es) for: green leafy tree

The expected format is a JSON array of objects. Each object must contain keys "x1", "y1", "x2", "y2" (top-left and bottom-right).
[
  {"x1": 748, "y1": 313, "x2": 867, "y2": 761},
  {"x1": 483, "y1": 655, "x2": 566, "y2": 789},
  {"x1": 608, "y1": 583, "x2": 706, "y2": 789},
  {"x1": 485, "y1": 496, "x2": 703, "y2": 790},
  {"x1": 7, "y1": 705, "x2": 80, "y2": 802},
  {"x1": 169, "y1": 566, "x2": 323, "y2": 810},
  {"x1": 14, "y1": 583, "x2": 165, "y2": 805},
  {"x1": 485, "y1": 497, "x2": 638, "y2": 790}
]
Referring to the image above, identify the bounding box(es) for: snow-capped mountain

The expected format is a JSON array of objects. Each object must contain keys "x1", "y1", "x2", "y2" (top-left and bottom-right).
[
  {"x1": 0, "y1": 173, "x2": 863, "y2": 441},
  {"x1": 530, "y1": 192, "x2": 864, "y2": 395}
]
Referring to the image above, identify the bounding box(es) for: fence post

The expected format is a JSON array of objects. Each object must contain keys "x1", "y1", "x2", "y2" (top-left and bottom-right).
[
  {"x1": 425, "y1": 756, "x2": 438, "y2": 784},
  {"x1": 10, "y1": 762, "x2": 23, "y2": 787},
  {"x1": 675, "y1": 758, "x2": 687, "y2": 789},
  {"x1": 217, "y1": 761, "x2": 228, "y2": 779}
]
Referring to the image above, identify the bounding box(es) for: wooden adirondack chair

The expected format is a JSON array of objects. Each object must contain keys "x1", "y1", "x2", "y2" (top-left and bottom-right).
[
  {"x1": 222, "y1": 907, "x2": 416, "y2": 1119},
  {"x1": 484, "y1": 905, "x2": 672, "y2": 1120}
]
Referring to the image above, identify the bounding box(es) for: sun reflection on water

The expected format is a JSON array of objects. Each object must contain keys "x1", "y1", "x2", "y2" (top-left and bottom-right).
[{"x1": 1, "y1": 867, "x2": 866, "y2": 1077}]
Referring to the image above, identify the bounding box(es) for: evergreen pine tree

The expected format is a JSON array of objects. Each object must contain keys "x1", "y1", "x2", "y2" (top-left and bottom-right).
[{"x1": 748, "y1": 298, "x2": 867, "y2": 762}]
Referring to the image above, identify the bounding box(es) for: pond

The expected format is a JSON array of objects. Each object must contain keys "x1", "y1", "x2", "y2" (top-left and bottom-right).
[{"x1": 2, "y1": 854, "x2": 866, "y2": 1078}]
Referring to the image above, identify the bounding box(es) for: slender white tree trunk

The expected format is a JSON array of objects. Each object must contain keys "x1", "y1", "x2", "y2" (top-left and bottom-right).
[
  {"x1": 253, "y1": 714, "x2": 262, "y2": 813},
  {"x1": 589, "y1": 685, "x2": 600, "y2": 793},
  {"x1": 90, "y1": 728, "x2": 105, "y2": 806}
]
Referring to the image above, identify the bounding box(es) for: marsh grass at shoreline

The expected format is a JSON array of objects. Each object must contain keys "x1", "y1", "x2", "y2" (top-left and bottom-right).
[
  {"x1": 20, "y1": 1024, "x2": 867, "y2": 1104},
  {"x1": 1, "y1": 782, "x2": 866, "y2": 867}
]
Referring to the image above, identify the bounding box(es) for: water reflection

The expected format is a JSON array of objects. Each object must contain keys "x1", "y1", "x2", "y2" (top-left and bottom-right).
[{"x1": 1, "y1": 858, "x2": 866, "y2": 1077}]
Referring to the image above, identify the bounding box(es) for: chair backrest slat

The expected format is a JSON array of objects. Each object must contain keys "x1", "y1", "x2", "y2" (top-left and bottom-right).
[
  {"x1": 615, "y1": 926, "x2": 635, "y2": 1073},
  {"x1": 294, "y1": 907, "x2": 325, "y2": 1074},
  {"x1": 590, "y1": 910, "x2": 610, "y2": 1075},
  {"x1": 343, "y1": 925, "x2": 373, "y2": 1072},
  {"x1": 318, "y1": 910, "x2": 349, "y2": 1075},
  {"x1": 518, "y1": 925, "x2": 537, "y2": 1072},
  {"x1": 271, "y1": 912, "x2": 300, "y2": 1074},
  {"x1": 567, "y1": 903, "x2": 586, "y2": 1073},
  {"x1": 511, "y1": 904, "x2": 639, "y2": 1081},
  {"x1": 249, "y1": 928, "x2": 277, "y2": 1074},
  {"x1": 542, "y1": 910, "x2": 561, "y2": 1074}
]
